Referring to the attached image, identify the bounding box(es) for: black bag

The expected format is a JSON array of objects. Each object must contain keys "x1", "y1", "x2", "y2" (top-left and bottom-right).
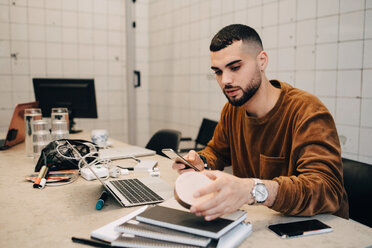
[{"x1": 34, "y1": 139, "x2": 99, "y2": 172}]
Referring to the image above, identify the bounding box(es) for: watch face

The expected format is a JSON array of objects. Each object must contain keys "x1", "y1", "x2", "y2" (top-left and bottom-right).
[{"x1": 254, "y1": 183, "x2": 268, "y2": 202}]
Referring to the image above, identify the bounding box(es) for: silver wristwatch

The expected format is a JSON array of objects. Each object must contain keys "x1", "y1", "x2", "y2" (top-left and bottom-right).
[{"x1": 251, "y1": 178, "x2": 268, "y2": 204}]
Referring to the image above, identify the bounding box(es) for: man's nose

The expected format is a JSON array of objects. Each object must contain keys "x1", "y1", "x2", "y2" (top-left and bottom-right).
[{"x1": 221, "y1": 71, "x2": 233, "y2": 86}]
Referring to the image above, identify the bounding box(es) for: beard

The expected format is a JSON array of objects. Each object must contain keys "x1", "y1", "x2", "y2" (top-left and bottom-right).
[{"x1": 223, "y1": 67, "x2": 262, "y2": 107}]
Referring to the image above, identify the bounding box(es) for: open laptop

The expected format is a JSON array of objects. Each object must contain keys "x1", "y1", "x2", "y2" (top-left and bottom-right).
[
  {"x1": 76, "y1": 145, "x2": 172, "y2": 207},
  {"x1": 0, "y1": 101, "x2": 39, "y2": 150},
  {"x1": 99, "y1": 146, "x2": 156, "y2": 160}
]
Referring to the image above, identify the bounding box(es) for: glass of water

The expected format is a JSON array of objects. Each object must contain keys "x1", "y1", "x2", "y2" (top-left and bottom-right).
[
  {"x1": 51, "y1": 108, "x2": 69, "y2": 130},
  {"x1": 24, "y1": 108, "x2": 42, "y2": 157},
  {"x1": 32, "y1": 119, "x2": 50, "y2": 162}
]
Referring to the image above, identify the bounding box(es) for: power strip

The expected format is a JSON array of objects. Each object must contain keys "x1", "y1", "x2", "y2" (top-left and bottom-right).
[{"x1": 81, "y1": 166, "x2": 109, "y2": 181}]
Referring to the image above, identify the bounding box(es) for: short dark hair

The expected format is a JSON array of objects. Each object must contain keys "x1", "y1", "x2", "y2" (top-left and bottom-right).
[{"x1": 210, "y1": 24, "x2": 263, "y2": 52}]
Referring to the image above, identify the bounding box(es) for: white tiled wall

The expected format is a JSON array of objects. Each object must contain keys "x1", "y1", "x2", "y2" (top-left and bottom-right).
[
  {"x1": 147, "y1": 0, "x2": 372, "y2": 164},
  {"x1": 0, "y1": 0, "x2": 129, "y2": 142}
]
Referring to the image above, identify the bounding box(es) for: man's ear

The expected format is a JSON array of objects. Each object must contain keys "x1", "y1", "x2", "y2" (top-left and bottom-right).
[{"x1": 256, "y1": 51, "x2": 268, "y2": 71}]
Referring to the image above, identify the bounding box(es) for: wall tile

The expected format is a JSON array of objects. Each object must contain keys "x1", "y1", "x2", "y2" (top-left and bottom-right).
[
  {"x1": 340, "y1": 0, "x2": 365, "y2": 13},
  {"x1": 0, "y1": 92, "x2": 12, "y2": 109},
  {"x1": 0, "y1": 58, "x2": 11, "y2": 74},
  {"x1": 0, "y1": 40, "x2": 10, "y2": 57},
  {"x1": 62, "y1": 11, "x2": 77, "y2": 27},
  {"x1": 316, "y1": 16, "x2": 338, "y2": 43},
  {"x1": 362, "y1": 69, "x2": 372, "y2": 98},
  {"x1": 315, "y1": 71, "x2": 337, "y2": 96},
  {"x1": 316, "y1": 43, "x2": 338, "y2": 70},
  {"x1": 11, "y1": 23, "x2": 28, "y2": 40},
  {"x1": 338, "y1": 41, "x2": 363, "y2": 69},
  {"x1": 0, "y1": 75, "x2": 12, "y2": 91},
  {"x1": 45, "y1": 0, "x2": 62, "y2": 10},
  {"x1": 339, "y1": 11, "x2": 364, "y2": 41},
  {"x1": 29, "y1": 59, "x2": 46, "y2": 75},
  {"x1": 28, "y1": 8, "x2": 45, "y2": 25},
  {"x1": 10, "y1": 6, "x2": 27, "y2": 24},
  {"x1": 319, "y1": 96, "x2": 336, "y2": 116},
  {"x1": 11, "y1": 58, "x2": 28, "y2": 74},
  {"x1": 335, "y1": 98, "x2": 360, "y2": 126},
  {"x1": 317, "y1": 0, "x2": 339, "y2": 17},
  {"x1": 28, "y1": 25, "x2": 45, "y2": 41},
  {"x1": 296, "y1": 45, "x2": 315, "y2": 70},
  {"x1": 278, "y1": 23, "x2": 295, "y2": 47},
  {"x1": 78, "y1": 13, "x2": 93, "y2": 29},
  {"x1": 359, "y1": 127, "x2": 372, "y2": 157},
  {"x1": 279, "y1": 0, "x2": 296, "y2": 24},
  {"x1": 45, "y1": 60, "x2": 61, "y2": 76},
  {"x1": 337, "y1": 124, "x2": 359, "y2": 154},
  {"x1": 247, "y1": 6, "x2": 262, "y2": 28},
  {"x1": 46, "y1": 10, "x2": 62, "y2": 26},
  {"x1": 366, "y1": 10, "x2": 372, "y2": 39},
  {"x1": 295, "y1": 71, "x2": 315, "y2": 93},
  {"x1": 262, "y1": 2, "x2": 278, "y2": 27},
  {"x1": 28, "y1": 0, "x2": 44, "y2": 8},
  {"x1": 0, "y1": 23, "x2": 9, "y2": 39},
  {"x1": 10, "y1": 40, "x2": 28, "y2": 59},
  {"x1": 296, "y1": 20, "x2": 316, "y2": 45},
  {"x1": 363, "y1": 40, "x2": 372, "y2": 68},
  {"x1": 297, "y1": 0, "x2": 316, "y2": 20},
  {"x1": 337, "y1": 70, "x2": 362, "y2": 97},
  {"x1": 62, "y1": 59, "x2": 78, "y2": 76},
  {"x1": 361, "y1": 99, "x2": 372, "y2": 127},
  {"x1": 261, "y1": 26, "x2": 278, "y2": 49},
  {"x1": 62, "y1": 0, "x2": 77, "y2": 11}
]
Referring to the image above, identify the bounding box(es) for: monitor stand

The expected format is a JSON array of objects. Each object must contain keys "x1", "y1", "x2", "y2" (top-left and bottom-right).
[{"x1": 69, "y1": 116, "x2": 82, "y2": 134}]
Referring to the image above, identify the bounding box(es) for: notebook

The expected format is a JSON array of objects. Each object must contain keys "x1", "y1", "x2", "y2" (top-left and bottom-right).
[
  {"x1": 99, "y1": 146, "x2": 156, "y2": 160},
  {"x1": 114, "y1": 219, "x2": 211, "y2": 247},
  {"x1": 0, "y1": 101, "x2": 39, "y2": 150},
  {"x1": 136, "y1": 205, "x2": 247, "y2": 239}
]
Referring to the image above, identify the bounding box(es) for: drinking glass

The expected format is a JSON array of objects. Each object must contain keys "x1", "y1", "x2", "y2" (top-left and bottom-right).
[
  {"x1": 51, "y1": 108, "x2": 69, "y2": 130},
  {"x1": 24, "y1": 108, "x2": 42, "y2": 157},
  {"x1": 32, "y1": 119, "x2": 50, "y2": 162},
  {"x1": 51, "y1": 119, "x2": 69, "y2": 141}
]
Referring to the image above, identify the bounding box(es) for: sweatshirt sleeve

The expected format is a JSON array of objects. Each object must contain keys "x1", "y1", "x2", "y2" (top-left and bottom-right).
[
  {"x1": 199, "y1": 103, "x2": 232, "y2": 171},
  {"x1": 271, "y1": 108, "x2": 344, "y2": 216}
]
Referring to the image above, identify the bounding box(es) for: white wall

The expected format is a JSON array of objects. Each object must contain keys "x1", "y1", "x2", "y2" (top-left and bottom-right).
[
  {"x1": 147, "y1": 0, "x2": 372, "y2": 164},
  {"x1": 0, "y1": 0, "x2": 129, "y2": 141}
]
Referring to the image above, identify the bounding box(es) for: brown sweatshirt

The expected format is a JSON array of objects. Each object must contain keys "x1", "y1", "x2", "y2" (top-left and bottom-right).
[{"x1": 199, "y1": 80, "x2": 349, "y2": 219}]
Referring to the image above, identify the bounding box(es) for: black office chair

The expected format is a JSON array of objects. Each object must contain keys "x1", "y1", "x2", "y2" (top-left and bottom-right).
[
  {"x1": 145, "y1": 129, "x2": 182, "y2": 157},
  {"x1": 342, "y1": 157, "x2": 372, "y2": 227},
  {"x1": 180, "y1": 118, "x2": 218, "y2": 153}
]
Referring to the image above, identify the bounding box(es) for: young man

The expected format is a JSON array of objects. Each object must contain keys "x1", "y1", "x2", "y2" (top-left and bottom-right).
[{"x1": 172, "y1": 24, "x2": 348, "y2": 221}]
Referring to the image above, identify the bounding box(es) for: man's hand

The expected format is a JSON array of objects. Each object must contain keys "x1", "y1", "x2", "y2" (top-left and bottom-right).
[
  {"x1": 171, "y1": 150, "x2": 205, "y2": 174},
  {"x1": 190, "y1": 170, "x2": 254, "y2": 221}
]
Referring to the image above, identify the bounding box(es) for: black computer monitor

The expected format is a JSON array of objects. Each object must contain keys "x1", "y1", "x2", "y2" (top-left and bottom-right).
[{"x1": 33, "y1": 78, "x2": 98, "y2": 133}]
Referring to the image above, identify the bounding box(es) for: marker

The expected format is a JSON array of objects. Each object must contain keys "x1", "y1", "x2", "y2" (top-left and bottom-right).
[
  {"x1": 96, "y1": 191, "x2": 108, "y2": 210},
  {"x1": 33, "y1": 165, "x2": 48, "y2": 188}
]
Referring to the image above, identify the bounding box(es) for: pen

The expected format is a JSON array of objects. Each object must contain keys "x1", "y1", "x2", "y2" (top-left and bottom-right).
[
  {"x1": 71, "y1": 237, "x2": 111, "y2": 248},
  {"x1": 96, "y1": 191, "x2": 108, "y2": 210}
]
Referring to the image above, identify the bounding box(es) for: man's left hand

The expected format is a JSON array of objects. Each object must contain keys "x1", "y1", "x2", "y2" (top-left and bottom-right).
[{"x1": 190, "y1": 170, "x2": 254, "y2": 221}]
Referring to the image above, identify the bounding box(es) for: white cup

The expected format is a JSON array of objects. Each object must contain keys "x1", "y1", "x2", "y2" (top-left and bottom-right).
[{"x1": 91, "y1": 129, "x2": 108, "y2": 147}]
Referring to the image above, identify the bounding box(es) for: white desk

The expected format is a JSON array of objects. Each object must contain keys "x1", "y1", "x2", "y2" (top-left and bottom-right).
[{"x1": 0, "y1": 135, "x2": 371, "y2": 248}]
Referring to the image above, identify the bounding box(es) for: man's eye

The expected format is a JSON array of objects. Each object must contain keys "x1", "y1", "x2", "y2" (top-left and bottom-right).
[
  {"x1": 214, "y1": 71, "x2": 222, "y2": 75},
  {"x1": 231, "y1": 66, "x2": 240, "y2": 71}
]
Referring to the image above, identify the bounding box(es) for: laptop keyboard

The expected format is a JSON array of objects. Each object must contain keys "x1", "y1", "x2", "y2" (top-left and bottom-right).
[{"x1": 110, "y1": 178, "x2": 164, "y2": 205}]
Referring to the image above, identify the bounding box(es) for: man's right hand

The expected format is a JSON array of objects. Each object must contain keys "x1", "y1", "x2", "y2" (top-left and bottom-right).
[{"x1": 171, "y1": 150, "x2": 205, "y2": 174}]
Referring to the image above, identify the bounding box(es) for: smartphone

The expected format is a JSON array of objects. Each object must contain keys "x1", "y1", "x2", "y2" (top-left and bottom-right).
[
  {"x1": 268, "y1": 219, "x2": 332, "y2": 238},
  {"x1": 161, "y1": 148, "x2": 200, "y2": 171}
]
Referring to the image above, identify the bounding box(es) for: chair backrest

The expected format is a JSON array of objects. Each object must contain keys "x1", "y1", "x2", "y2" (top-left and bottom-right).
[
  {"x1": 194, "y1": 118, "x2": 218, "y2": 149},
  {"x1": 145, "y1": 129, "x2": 182, "y2": 156},
  {"x1": 342, "y1": 158, "x2": 372, "y2": 227}
]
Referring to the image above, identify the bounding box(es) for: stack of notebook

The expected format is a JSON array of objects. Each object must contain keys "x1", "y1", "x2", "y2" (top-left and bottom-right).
[{"x1": 91, "y1": 199, "x2": 252, "y2": 248}]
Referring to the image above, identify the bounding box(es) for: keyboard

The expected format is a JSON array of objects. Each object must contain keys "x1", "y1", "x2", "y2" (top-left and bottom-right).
[{"x1": 110, "y1": 179, "x2": 164, "y2": 204}]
